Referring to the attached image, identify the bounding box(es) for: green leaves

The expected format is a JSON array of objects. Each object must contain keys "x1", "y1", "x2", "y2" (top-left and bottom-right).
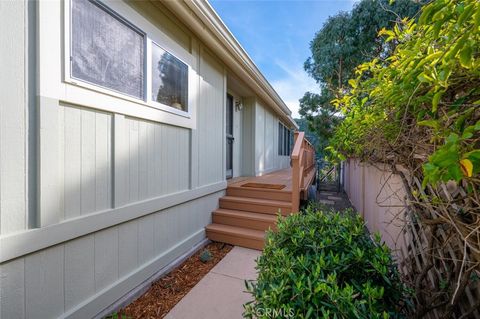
[
  {"x1": 459, "y1": 46, "x2": 473, "y2": 68},
  {"x1": 244, "y1": 207, "x2": 409, "y2": 319},
  {"x1": 329, "y1": 0, "x2": 479, "y2": 187},
  {"x1": 432, "y1": 91, "x2": 443, "y2": 112},
  {"x1": 302, "y1": 0, "x2": 423, "y2": 156}
]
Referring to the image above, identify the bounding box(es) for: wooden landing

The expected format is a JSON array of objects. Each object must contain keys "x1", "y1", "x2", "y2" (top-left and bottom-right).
[
  {"x1": 207, "y1": 169, "x2": 300, "y2": 250},
  {"x1": 228, "y1": 168, "x2": 293, "y2": 192}
]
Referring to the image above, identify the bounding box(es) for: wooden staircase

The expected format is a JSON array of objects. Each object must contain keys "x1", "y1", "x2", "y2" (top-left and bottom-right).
[
  {"x1": 206, "y1": 131, "x2": 316, "y2": 250},
  {"x1": 206, "y1": 183, "x2": 293, "y2": 250}
]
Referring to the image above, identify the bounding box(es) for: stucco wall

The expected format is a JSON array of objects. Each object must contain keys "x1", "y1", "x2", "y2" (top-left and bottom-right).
[{"x1": 343, "y1": 159, "x2": 408, "y2": 258}]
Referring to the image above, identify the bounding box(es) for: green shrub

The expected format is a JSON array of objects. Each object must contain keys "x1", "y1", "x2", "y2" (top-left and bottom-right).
[{"x1": 244, "y1": 207, "x2": 410, "y2": 319}]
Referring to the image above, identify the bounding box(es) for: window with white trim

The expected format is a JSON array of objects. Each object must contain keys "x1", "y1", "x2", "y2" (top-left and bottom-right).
[
  {"x1": 151, "y1": 43, "x2": 189, "y2": 112},
  {"x1": 69, "y1": 0, "x2": 190, "y2": 114},
  {"x1": 71, "y1": 0, "x2": 145, "y2": 99}
]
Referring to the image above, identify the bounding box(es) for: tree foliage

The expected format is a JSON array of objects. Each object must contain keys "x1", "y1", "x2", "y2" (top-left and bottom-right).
[
  {"x1": 329, "y1": 0, "x2": 480, "y2": 186},
  {"x1": 329, "y1": 1, "x2": 480, "y2": 316},
  {"x1": 300, "y1": 0, "x2": 423, "y2": 149}
]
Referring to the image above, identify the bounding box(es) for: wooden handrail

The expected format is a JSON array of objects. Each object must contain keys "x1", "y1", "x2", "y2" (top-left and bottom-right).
[
  {"x1": 291, "y1": 131, "x2": 316, "y2": 212},
  {"x1": 291, "y1": 132, "x2": 304, "y2": 160}
]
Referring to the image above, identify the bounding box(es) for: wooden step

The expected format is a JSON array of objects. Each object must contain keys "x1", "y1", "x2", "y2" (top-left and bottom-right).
[
  {"x1": 226, "y1": 186, "x2": 292, "y2": 202},
  {"x1": 213, "y1": 209, "x2": 278, "y2": 231},
  {"x1": 206, "y1": 224, "x2": 265, "y2": 250},
  {"x1": 219, "y1": 196, "x2": 292, "y2": 215}
]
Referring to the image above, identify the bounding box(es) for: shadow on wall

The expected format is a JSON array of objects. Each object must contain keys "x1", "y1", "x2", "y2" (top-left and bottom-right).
[
  {"x1": 344, "y1": 159, "x2": 408, "y2": 259},
  {"x1": 0, "y1": 75, "x2": 230, "y2": 318}
]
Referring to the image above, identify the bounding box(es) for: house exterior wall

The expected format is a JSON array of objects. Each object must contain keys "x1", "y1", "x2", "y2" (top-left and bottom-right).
[
  {"x1": 0, "y1": 1, "x2": 229, "y2": 318},
  {"x1": 0, "y1": 0, "x2": 29, "y2": 236},
  {"x1": 0, "y1": 1, "x2": 295, "y2": 318},
  {"x1": 254, "y1": 101, "x2": 291, "y2": 175},
  {"x1": 241, "y1": 97, "x2": 256, "y2": 177}
]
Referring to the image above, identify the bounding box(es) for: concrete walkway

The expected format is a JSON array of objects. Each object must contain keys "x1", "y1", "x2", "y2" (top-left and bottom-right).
[
  {"x1": 165, "y1": 246, "x2": 261, "y2": 319},
  {"x1": 317, "y1": 189, "x2": 354, "y2": 211}
]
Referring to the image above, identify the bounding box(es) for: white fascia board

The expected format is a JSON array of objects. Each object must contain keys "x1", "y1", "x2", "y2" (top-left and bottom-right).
[{"x1": 161, "y1": 0, "x2": 298, "y2": 129}]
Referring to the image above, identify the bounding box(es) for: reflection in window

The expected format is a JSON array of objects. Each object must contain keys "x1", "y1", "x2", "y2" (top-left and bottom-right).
[
  {"x1": 278, "y1": 123, "x2": 291, "y2": 156},
  {"x1": 71, "y1": 0, "x2": 144, "y2": 99},
  {"x1": 151, "y1": 43, "x2": 188, "y2": 112}
]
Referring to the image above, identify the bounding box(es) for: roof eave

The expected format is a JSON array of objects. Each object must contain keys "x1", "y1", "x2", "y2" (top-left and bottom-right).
[{"x1": 161, "y1": 0, "x2": 298, "y2": 129}]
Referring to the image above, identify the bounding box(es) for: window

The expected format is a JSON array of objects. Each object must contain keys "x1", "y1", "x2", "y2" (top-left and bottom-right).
[
  {"x1": 151, "y1": 43, "x2": 189, "y2": 111},
  {"x1": 278, "y1": 122, "x2": 291, "y2": 156},
  {"x1": 69, "y1": 0, "x2": 190, "y2": 116},
  {"x1": 71, "y1": 0, "x2": 145, "y2": 99}
]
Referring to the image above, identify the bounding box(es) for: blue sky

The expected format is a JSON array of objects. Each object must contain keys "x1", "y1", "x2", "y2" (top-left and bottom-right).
[{"x1": 210, "y1": 0, "x2": 357, "y2": 118}]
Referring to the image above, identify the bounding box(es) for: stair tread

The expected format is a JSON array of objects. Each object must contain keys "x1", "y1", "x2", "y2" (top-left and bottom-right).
[
  {"x1": 220, "y1": 196, "x2": 291, "y2": 207},
  {"x1": 206, "y1": 223, "x2": 265, "y2": 240},
  {"x1": 213, "y1": 209, "x2": 279, "y2": 222},
  {"x1": 227, "y1": 185, "x2": 292, "y2": 193}
]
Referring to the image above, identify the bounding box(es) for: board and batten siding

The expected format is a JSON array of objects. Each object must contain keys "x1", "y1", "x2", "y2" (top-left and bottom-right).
[
  {"x1": 255, "y1": 101, "x2": 291, "y2": 175},
  {"x1": 59, "y1": 105, "x2": 113, "y2": 219},
  {"x1": 0, "y1": 0, "x2": 28, "y2": 235},
  {"x1": 0, "y1": 1, "x2": 228, "y2": 318},
  {"x1": 0, "y1": 191, "x2": 223, "y2": 319},
  {"x1": 196, "y1": 48, "x2": 225, "y2": 187}
]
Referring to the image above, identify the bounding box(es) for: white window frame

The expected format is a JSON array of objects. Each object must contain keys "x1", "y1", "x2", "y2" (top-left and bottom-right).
[
  {"x1": 61, "y1": 0, "x2": 196, "y2": 127},
  {"x1": 147, "y1": 40, "x2": 191, "y2": 115}
]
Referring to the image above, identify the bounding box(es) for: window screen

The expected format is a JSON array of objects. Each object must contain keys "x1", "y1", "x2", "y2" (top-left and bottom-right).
[
  {"x1": 278, "y1": 123, "x2": 292, "y2": 156},
  {"x1": 151, "y1": 43, "x2": 189, "y2": 112},
  {"x1": 71, "y1": 0, "x2": 145, "y2": 99}
]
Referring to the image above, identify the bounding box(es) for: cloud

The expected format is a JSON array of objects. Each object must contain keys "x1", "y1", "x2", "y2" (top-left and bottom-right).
[{"x1": 270, "y1": 59, "x2": 320, "y2": 119}]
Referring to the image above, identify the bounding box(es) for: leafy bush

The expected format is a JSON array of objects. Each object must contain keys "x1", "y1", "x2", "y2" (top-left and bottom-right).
[
  {"x1": 244, "y1": 207, "x2": 409, "y2": 319},
  {"x1": 324, "y1": 1, "x2": 480, "y2": 316},
  {"x1": 328, "y1": 0, "x2": 480, "y2": 186}
]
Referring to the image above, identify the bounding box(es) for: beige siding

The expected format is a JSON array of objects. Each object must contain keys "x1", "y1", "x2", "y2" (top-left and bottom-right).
[
  {"x1": 25, "y1": 246, "x2": 64, "y2": 319},
  {"x1": 59, "y1": 105, "x2": 113, "y2": 220},
  {"x1": 241, "y1": 98, "x2": 256, "y2": 176},
  {"x1": 128, "y1": 1, "x2": 190, "y2": 52},
  {"x1": 0, "y1": 191, "x2": 223, "y2": 319},
  {"x1": 196, "y1": 49, "x2": 224, "y2": 186},
  {"x1": 255, "y1": 101, "x2": 290, "y2": 175},
  {"x1": 122, "y1": 117, "x2": 190, "y2": 202},
  {"x1": 0, "y1": 13, "x2": 227, "y2": 318},
  {"x1": 0, "y1": 1, "x2": 290, "y2": 318},
  {"x1": 255, "y1": 102, "x2": 266, "y2": 173},
  {"x1": 0, "y1": 258, "x2": 25, "y2": 319},
  {"x1": 0, "y1": 0, "x2": 27, "y2": 235},
  {"x1": 56, "y1": 104, "x2": 193, "y2": 223}
]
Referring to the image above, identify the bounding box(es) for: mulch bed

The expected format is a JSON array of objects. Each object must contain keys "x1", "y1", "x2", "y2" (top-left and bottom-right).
[{"x1": 117, "y1": 242, "x2": 233, "y2": 319}]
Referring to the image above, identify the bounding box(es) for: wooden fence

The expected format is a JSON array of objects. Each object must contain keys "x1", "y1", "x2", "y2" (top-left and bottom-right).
[{"x1": 343, "y1": 159, "x2": 480, "y2": 318}]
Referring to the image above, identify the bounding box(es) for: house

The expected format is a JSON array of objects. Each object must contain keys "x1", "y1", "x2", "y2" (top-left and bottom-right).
[{"x1": 0, "y1": 0, "x2": 314, "y2": 318}]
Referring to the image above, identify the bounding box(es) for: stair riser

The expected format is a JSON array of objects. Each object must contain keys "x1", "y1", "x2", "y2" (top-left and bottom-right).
[
  {"x1": 213, "y1": 214, "x2": 277, "y2": 231},
  {"x1": 219, "y1": 200, "x2": 291, "y2": 215},
  {"x1": 226, "y1": 188, "x2": 291, "y2": 202},
  {"x1": 207, "y1": 230, "x2": 264, "y2": 250}
]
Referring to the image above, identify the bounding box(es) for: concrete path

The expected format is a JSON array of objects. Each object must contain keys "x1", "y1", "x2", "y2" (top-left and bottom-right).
[
  {"x1": 165, "y1": 246, "x2": 261, "y2": 319},
  {"x1": 316, "y1": 189, "x2": 354, "y2": 211}
]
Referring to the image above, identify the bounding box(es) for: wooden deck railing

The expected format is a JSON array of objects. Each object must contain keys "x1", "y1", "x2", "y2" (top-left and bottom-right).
[{"x1": 291, "y1": 131, "x2": 316, "y2": 212}]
